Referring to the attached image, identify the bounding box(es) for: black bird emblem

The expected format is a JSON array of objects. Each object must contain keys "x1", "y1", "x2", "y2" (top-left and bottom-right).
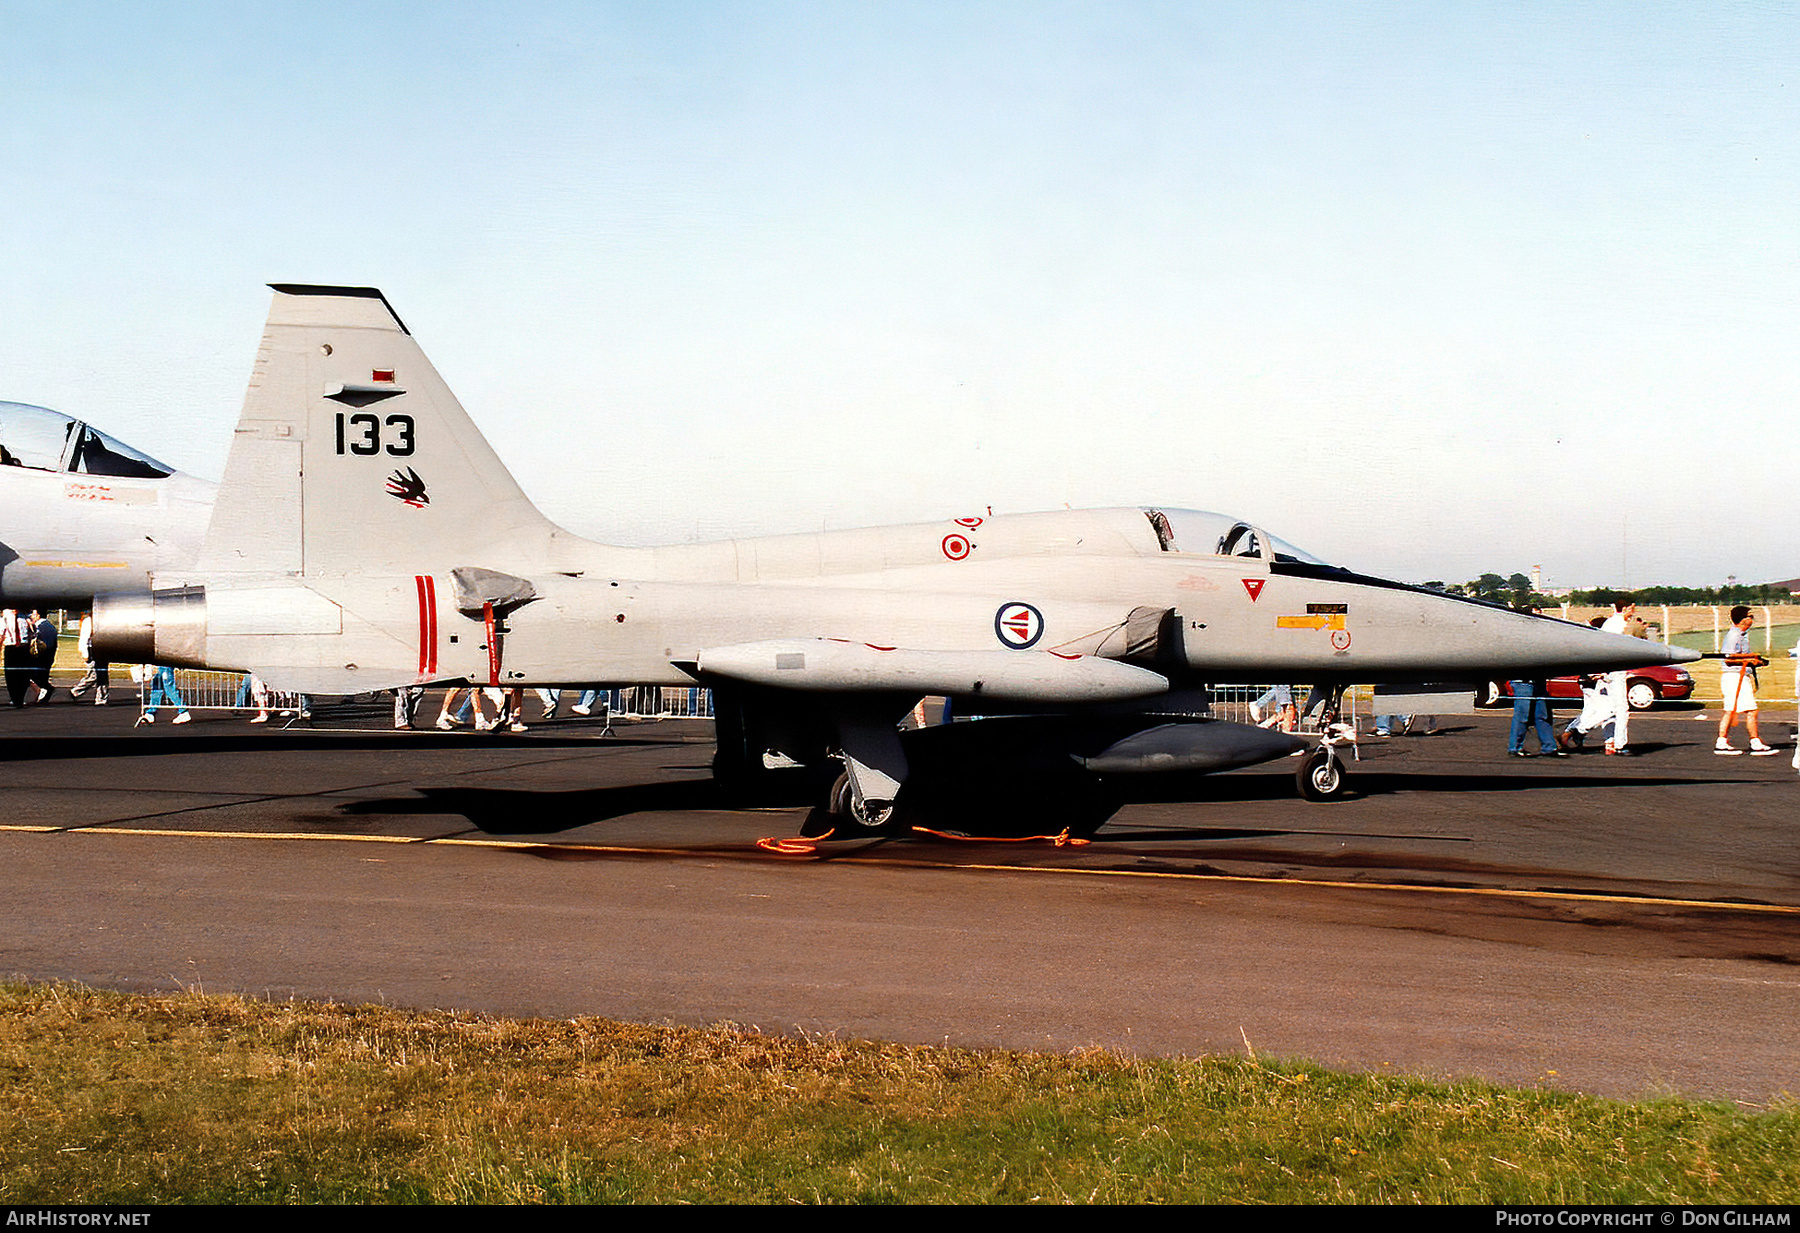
[{"x1": 385, "y1": 467, "x2": 429, "y2": 507}]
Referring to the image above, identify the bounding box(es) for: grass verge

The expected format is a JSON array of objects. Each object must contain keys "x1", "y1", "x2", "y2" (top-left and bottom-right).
[{"x1": 2, "y1": 983, "x2": 1794, "y2": 1204}]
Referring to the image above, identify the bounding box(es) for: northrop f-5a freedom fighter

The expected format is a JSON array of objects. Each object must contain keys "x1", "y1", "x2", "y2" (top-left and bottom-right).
[{"x1": 91, "y1": 286, "x2": 1694, "y2": 830}]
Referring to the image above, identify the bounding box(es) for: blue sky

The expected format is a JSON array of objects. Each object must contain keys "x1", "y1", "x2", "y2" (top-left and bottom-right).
[{"x1": 4, "y1": 1, "x2": 1794, "y2": 586}]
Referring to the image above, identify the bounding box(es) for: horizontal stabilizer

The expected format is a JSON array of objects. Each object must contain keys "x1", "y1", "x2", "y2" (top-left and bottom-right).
[
  {"x1": 694, "y1": 639, "x2": 1169, "y2": 703},
  {"x1": 451, "y1": 566, "x2": 538, "y2": 614}
]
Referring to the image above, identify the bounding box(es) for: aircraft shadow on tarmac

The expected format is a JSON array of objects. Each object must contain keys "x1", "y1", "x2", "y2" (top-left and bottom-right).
[
  {"x1": 338, "y1": 777, "x2": 743, "y2": 834},
  {"x1": 334, "y1": 757, "x2": 1729, "y2": 843}
]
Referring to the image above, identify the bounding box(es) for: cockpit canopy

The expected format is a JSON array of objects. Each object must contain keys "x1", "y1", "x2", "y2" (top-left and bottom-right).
[
  {"x1": 0, "y1": 402, "x2": 173, "y2": 479},
  {"x1": 1143, "y1": 508, "x2": 1337, "y2": 567}
]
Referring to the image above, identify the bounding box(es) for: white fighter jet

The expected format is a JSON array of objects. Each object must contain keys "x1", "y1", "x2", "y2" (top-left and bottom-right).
[
  {"x1": 91, "y1": 285, "x2": 1695, "y2": 829},
  {"x1": 0, "y1": 402, "x2": 216, "y2": 607}
]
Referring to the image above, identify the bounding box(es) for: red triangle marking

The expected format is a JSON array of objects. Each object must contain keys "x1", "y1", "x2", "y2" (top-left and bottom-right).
[{"x1": 1242, "y1": 578, "x2": 1265, "y2": 601}]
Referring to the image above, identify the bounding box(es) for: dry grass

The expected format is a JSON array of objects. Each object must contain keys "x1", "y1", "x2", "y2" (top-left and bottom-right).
[{"x1": 2, "y1": 983, "x2": 1796, "y2": 1204}]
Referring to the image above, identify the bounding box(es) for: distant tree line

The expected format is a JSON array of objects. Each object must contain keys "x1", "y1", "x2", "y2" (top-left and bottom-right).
[
  {"x1": 1565, "y1": 583, "x2": 1796, "y2": 608},
  {"x1": 1417, "y1": 574, "x2": 1796, "y2": 611},
  {"x1": 1419, "y1": 573, "x2": 1546, "y2": 610}
]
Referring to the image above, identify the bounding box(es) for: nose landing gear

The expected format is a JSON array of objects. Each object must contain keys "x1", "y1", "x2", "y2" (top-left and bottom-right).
[
  {"x1": 1295, "y1": 689, "x2": 1357, "y2": 801},
  {"x1": 1296, "y1": 744, "x2": 1350, "y2": 801}
]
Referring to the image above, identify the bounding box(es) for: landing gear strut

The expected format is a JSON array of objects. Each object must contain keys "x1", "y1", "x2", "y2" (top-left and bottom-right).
[{"x1": 1294, "y1": 683, "x2": 1355, "y2": 801}]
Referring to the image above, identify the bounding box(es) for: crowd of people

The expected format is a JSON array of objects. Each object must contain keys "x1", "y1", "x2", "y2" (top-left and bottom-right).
[{"x1": 1499, "y1": 601, "x2": 1784, "y2": 760}]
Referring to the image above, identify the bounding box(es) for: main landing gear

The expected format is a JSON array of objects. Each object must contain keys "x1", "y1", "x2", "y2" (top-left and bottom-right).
[
  {"x1": 812, "y1": 768, "x2": 902, "y2": 835},
  {"x1": 799, "y1": 767, "x2": 902, "y2": 838},
  {"x1": 798, "y1": 701, "x2": 914, "y2": 838}
]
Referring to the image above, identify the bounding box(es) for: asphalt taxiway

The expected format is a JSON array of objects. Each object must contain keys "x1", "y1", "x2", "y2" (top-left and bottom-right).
[{"x1": 3, "y1": 697, "x2": 1796, "y2": 1104}]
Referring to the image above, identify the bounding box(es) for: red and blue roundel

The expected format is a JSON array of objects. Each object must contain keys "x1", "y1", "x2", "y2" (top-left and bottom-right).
[{"x1": 994, "y1": 601, "x2": 1044, "y2": 649}]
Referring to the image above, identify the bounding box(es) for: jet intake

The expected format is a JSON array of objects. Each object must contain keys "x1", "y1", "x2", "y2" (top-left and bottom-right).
[{"x1": 91, "y1": 586, "x2": 209, "y2": 668}]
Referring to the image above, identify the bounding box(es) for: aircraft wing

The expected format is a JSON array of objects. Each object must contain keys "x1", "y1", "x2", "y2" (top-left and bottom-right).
[{"x1": 692, "y1": 639, "x2": 1169, "y2": 704}]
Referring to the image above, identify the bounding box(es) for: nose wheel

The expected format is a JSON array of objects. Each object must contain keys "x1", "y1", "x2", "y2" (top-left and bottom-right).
[{"x1": 1295, "y1": 745, "x2": 1351, "y2": 801}]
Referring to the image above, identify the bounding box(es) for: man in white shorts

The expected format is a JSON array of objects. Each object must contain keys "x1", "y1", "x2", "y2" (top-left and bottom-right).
[
  {"x1": 1599, "y1": 601, "x2": 1639, "y2": 755},
  {"x1": 1717, "y1": 606, "x2": 1778, "y2": 755}
]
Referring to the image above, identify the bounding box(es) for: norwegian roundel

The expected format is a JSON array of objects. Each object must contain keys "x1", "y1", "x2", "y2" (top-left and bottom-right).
[
  {"x1": 942, "y1": 533, "x2": 971, "y2": 560},
  {"x1": 994, "y1": 601, "x2": 1045, "y2": 649}
]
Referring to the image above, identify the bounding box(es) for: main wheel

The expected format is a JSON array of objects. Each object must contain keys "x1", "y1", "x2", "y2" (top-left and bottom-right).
[
  {"x1": 1296, "y1": 748, "x2": 1350, "y2": 801},
  {"x1": 1626, "y1": 680, "x2": 1658, "y2": 711},
  {"x1": 827, "y1": 770, "x2": 853, "y2": 816},
  {"x1": 824, "y1": 771, "x2": 900, "y2": 834}
]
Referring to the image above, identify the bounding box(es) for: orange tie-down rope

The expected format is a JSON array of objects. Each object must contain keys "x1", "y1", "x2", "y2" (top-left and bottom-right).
[{"x1": 756, "y1": 826, "x2": 1091, "y2": 855}]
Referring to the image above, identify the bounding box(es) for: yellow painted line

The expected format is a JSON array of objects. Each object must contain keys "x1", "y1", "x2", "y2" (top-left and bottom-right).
[
  {"x1": 0, "y1": 825, "x2": 424, "y2": 844},
  {"x1": 0, "y1": 823, "x2": 676, "y2": 857},
  {"x1": 430, "y1": 837, "x2": 663, "y2": 854},
  {"x1": 3, "y1": 822, "x2": 1795, "y2": 917},
  {"x1": 922, "y1": 861, "x2": 1800, "y2": 915}
]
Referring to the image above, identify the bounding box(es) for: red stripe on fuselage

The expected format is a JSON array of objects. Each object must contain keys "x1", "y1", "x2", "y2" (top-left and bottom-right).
[
  {"x1": 415, "y1": 576, "x2": 429, "y2": 676},
  {"x1": 414, "y1": 575, "x2": 438, "y2": 678},
  {"x1": 424, "y1": 575, "x2": 437, "y2": 675}
]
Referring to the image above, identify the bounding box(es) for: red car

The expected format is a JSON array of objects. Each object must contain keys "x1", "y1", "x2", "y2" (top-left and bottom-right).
[{"x1": 1477, "y1": 664, "x2": 1694, "y2": 711}]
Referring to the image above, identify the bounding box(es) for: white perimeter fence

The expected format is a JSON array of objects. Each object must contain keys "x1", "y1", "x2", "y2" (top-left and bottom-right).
[
  {"x1": 132, "y1": 672, "x2": 715, "y2": 725},
  {"x1": 133, "y1": 669, "x2": 309, "y2": 720},
  {"x1": 600, "y1": 686, "x2": 714, "y2": 720}
]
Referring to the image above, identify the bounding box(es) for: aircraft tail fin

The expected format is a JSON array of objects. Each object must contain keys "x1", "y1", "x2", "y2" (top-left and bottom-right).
[{"x1": 196, "y1": 285, "x2": 558, "y2": 576}]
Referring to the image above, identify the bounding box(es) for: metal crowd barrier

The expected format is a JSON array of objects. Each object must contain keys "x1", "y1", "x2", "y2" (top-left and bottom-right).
[
  {"x1": 1204, "y1": 684, "x2": 1359, "y2": 735},
  {"x1": 129, "y1": 674, "x2": 717, "y2": 727},
  {"x1": 598, "y1": 686, "x2": 713, "y2": 720},
  {"x1": 132, "y1": 668, "x2": 310, "y2": 723}
]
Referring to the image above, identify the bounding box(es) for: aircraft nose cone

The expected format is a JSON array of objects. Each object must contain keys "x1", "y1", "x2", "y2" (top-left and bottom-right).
[
  {"x1": 1423, "y1": 608, "x2": 1709, "y2": 678},
  {"x1": 1592, "y1": 635, "x2": 1698, "y2": 666},
  {"x1": 1554, "y1": 626, "x2": 1700, "y2": 672}
]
